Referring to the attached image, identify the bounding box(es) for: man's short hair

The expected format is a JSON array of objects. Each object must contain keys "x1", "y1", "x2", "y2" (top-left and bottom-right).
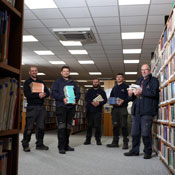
[
  {"x1": 116, "y1": 73, "x2": 124, "y2": 77},
  {"x1": 93, "y1": 78, "x2": 100, "y2": 81},
  {"x1": 29, "y1": 66, "x2": 38, "y2": 71},
  {"x1": 141, "y1": 64, "x2": 151, "y2": 70},
  {"x1": 61, "y1": 66, "x2": 70, "y2": 72}
]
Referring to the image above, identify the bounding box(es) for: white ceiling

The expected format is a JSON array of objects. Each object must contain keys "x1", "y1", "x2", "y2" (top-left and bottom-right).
[{"x1": 22, "y1": 0, "x2": 174, "y2": 81}]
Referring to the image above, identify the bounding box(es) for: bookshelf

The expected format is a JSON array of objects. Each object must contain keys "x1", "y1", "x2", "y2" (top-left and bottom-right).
[
  {"x1": 151, "y1": 5, "x2": 175, "y2": 175},
  {"x1": 0, "y1": 0, "x2": 23, "y2": 174},
  {"x1": 72, "y1": 87, "x2": 86, "y2": 134}
]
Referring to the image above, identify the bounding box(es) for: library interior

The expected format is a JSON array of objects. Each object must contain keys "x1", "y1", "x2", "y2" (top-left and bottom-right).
[{"x1": 0, "y1": 0, "x2": 175, "y2": 175}]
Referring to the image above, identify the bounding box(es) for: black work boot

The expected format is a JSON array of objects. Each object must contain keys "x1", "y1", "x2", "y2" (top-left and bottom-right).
[
  {"x1": 36, "y1": 144, "x2": 49, "y2": 150},
  {"x1": 96, "y1": 140, "x2": 102, "y2": 145},
  {"x1": 106, "y1": 139, "x2": 119, "y2": 147},
  {"x1": 143, "y1": 153, "x2": 152, "y2": 159},
  {"x1": 122, "y1": 142, "x2": 128, "y2": 149},
  {"x1": 59, "y1": 148, "x2": 66, "y2": 154},
  {"x1": 124, "y1": 150, "x2": 139, "y2": 156},
  {"x1": 65, "y1": 145, "x2": 74, "y2": 151},
  {"x1": 23, "y1": 146, "x2": 30, "y2": 152},
  {"x1": 84, "y1": 138, "x2": 91, "y2": 145}
]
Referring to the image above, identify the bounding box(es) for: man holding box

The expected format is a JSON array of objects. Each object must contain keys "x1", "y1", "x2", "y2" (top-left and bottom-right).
[
  {"x1": 52, "y1": 66, "x2": 80, "y2": 154},
  {"x1": 84, "y1": 79, "x2": 107, "y2": 145},
  {"x1": 107, "y1": 73, "x2": 129, "y2": 149},
  {"x1": 124, "y1": 64, "x2": 159, "y2": 159},
  {"x1": 22, "y1": 66, "x2": 50, "y2": 152}
]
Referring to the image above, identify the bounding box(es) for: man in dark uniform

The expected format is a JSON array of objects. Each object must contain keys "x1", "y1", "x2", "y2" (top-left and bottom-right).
[
  {"x1": 124, "y1": 64, "x2": 159, "y2": 159},
  {"x1": 106, "y1": 73, "x2": 129, "y2": 149},
  {"x1": 52, "y1": 66, "x2": 80, "y2": 154},
  {"x1": 22, "y1": 66, "x2": 50, "y2": 152},
  {"x1": 84, "y1": 79, "x2": 107, "y2": 145}
]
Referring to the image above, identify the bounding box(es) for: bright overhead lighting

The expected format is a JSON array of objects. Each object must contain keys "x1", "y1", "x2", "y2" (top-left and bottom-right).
[
  {"x1": 101, "y1": 85, "x2": 104, "y2": 87},
  {"x1": 22, "y1": 62, "x2": 25, "y2": 65},
  {"x1": 49, "y1": 61, "x2": 65, "y2": 64},
  {"x1": 69, "y1": 50, "x2": 88, "y2": 55},
  {"x1": 34, "y1": 50, "x2": 54, "y2": 55},
  {"x1": 89, "y1": 72, "x2": 102, "y2": 75},
  {"x1": 23, "y1": 35, "x2": 38, "y2": 42},
  {"x1": 70, "y1": 72, "x2": 79, "y2": 75},
  {"x1": 77, "y1": 80, "x2": 88, "y2": 82},
  {"x1": 119, "y1": 0, "x2": 150, "y2": 5},
  {"x1": 60, "y1": 41, "x2": 82, "y2": 46},
  {"x1": 125, "y1": 72, "x2": 137, "y2": 75},
  {"x1": 125, "y1": 80, "x2": 136, "y2": 82},
  {"x1": 37, "y1": 73, "x2": 46, "y2": 75},
  {"x1": 122, "y1": 32, "x2": 144, "y2": 40},
  {"x1": 84, "y1": 85, "x2": 93, "y2": 88},
  {"x1": 25, "y1": 0, "x2": 57, "y2": 9},
  {"x1": 79, "y1": 60, "x2": 94, "y2": 64},
  {"x1": 123, "y1": 49, "x2": 141, "y2": 54},
  {"x1": 124, "y1": 60, "x2": 140, "y2": 63}
]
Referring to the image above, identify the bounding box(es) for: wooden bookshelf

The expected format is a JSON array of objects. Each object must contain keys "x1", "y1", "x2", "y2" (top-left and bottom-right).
[
  {"x1": 151, "y1": 5, "x2": 175, "y2": 174},
  {"x1": 0, "y1": 0, "x2": 23, "y2": 174}
]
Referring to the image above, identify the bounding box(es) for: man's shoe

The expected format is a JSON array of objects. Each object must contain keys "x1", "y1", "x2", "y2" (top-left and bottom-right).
[
  {"x1": 84, "y1": 140, "x2": 91, "y2": 145},
  {"x1": 122, "y1": 143, "x2": 128, "y2": 150},
  {"x1": 144, "y1": 153, "x2": 152, "y2": 159},
  {"x1": 65, "y1": 145, "x2": 74, "y2": 151},
  {"x1": 23, "y1": 146, "x2": 30, "y2": 152},
  {"x1": 96, "y1": 140, "x2": 102, "y2": 145},
  {"x1": 36, "y1": 144, "x2": 49, "y2": 150},
  {"x1": 106, "y1": 143, "x2": 119, "y2": 148},
  {"x1": 124, "y1": 150, "x2": 139, "y2": 156},
  {"x1": 59, "y1": 149, "x2": 66, "y2": 154}
]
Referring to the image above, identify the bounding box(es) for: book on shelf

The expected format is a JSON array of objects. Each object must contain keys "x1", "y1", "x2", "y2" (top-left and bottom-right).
[{"x1": 30, "y1": 82, "x2": 44, "y2": 93}]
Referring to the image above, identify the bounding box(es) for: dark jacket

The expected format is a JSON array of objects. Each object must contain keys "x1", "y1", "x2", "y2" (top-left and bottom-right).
[
  {"x1": 131, "y1": 74, "x2": 159, "y2": 116},
  {"x1": 51, "y1": 77, "x2": 80, "y2": 108},
  {"x1": 85, "y1": 87, "x2": 107, "y2": 113},
  {"x1": 110, "y1": 82, "x2": 129, "y2": 107},
  {"x1": 24, "y1": 77, "x2": 50, "y2": 106}
]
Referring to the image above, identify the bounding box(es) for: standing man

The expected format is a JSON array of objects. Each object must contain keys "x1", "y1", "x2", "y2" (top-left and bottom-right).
[
  {"x1": 52, "y1": 66, "x2": 80, "y2": 154},
  {"x1": 124, "y1": 64, "x2": 159, "y2": 159},
  {"x1": 106, "y1": 73, "x2": 129, "y2": 149},
  {"x1": 84, "y1": 79, "x2": 107, "y2": 145},
  {"x1": 22, "y1": 66, "x2": 50, "y2": 152}
]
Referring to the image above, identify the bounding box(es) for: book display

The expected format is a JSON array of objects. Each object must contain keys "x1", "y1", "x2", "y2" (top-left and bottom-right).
[
  {"x1": 0, "y1": 0, "x2": 23, "y2": 174},
  {"x1": 151, "y1": 5, "x2": 175, "y2": 175}
]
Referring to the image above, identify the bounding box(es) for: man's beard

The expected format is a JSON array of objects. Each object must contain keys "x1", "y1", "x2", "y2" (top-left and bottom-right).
[{"x1": 93, "y1": 85, "x2": 100, "y2": 89}]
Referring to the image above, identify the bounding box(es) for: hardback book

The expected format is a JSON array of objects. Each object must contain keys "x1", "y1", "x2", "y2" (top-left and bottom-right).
[
  {"x1": 30, "y1": 82, "x2": 44, "y2": 93},
  {"x1": 109, "y1": 97, "x2": 121, "y2": 105},
  {"x1": 93, "y1": 94, "x2": 104, "y2": 102},
  {"x1": 64, "y1": 86, "x2": 75, "y2": 104}
]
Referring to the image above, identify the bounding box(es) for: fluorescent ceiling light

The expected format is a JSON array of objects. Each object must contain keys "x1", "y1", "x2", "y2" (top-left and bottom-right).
[
  {"x1": 60, "y1": 41, "x2": 82, "y2": 46},
  {"x1": 122, "y1": 32, "x2": 144, "y2": 40},
  {"x1": 119, "y1": 0, "x2": 150, "y2": 5},
  {"x1": 89, "y1": 72, "x2": 102, "y2": 75},
  {"x1": 37, "y1": 73, "x2": 46, "y2": 75},
  {"x1": 84, "y1": 85, "x2": 93, "y2": 88},
  {"x1": 34, "y1": 50, "x2": 54, "y2": 55},
  {"x1": 69, "y1": 50, "x2": 88, "y2": 55},
  {"x1": 125, "y1": 72, "x2": 137, "y2": 75},
  {"x1": 101, "y1": 85, "x2": 104, "y2": 87},
  {"x1": 49, "y1": 61, "x2": 65, "y2": 64},
  {"x1": 124, "y1": 60, "x2": 140, "y2": 63},
  {"x1": 123, "y1": 49, "x2": 141, "y2": 54},
  {"x1": 77, "y1": 80, "x2": 88, "y2": 82},
  {"x1": 125, "y1": 80, "x2": 136, "y2": 82},
  {"x1": 79, "y1": 60, "x2": 94, "y2": 64},
  {"x1": 70, "y1": 72, "x2": 79, "y2": 75},
  {"x1": 25, "y1": 0, "x2": 57, "y2": 9},
  {"x1": 23, "y1": 35, "x2": 38, "y2": 42}
]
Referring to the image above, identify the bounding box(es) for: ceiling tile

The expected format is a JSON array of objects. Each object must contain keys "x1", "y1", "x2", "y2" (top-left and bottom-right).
[
  {"x1": 24, "y1": 10, "x2": 37, "y2": 20},
  {"x1": 67, "y1": 18, "x2": 94, "y2": 27},
  {"x1": 86, "y1": 0, "x2": 117, "y2": 6},
  {"x1": 123, "y1": 40, "x2": 143, "y2": 45},
  {"x1": 120, "y1": 5, "x2": 149, "y2": 16},
  {"x1": 124, "y1": 55, "x2": 140, "y2": 59},
  {"x1": 25, "y1": 28, "x2": 51, "y2": 35},
  {"x1": 97, "y1": 26, "x2": 120, "y2": 33},
  {"x1": 146, "y1": 24, "x2": 164, "y2": 32},
  {"x1": 99, "y1": 33, "x2": 121, "y2": 40},
  {"x1": 89, "y1": 6, "x2": 118, "y2": 17},
  {"x1": 121, "y1": 16, "x2": 147, "y2": 25},
  {"x1": 101, "y1": 39, "x2": 121, "y2": 45},
  {"x1": 32, "y1": 9, "x2": 63, "y2": 19},
  {"x1": 151, "y1": 0, "x2": 174, "y2": 4},
  {"x1": 145, "y1": 32, "x2": 162, "y2": 39},
  {"x1": 41, "y1": 19, "x2": 69, "y2": 28},
  {"x1": 35, "y1": 35, "x2": 57, "y2": 41},
  {"x1": 149, "y1": 4, "x2": 172, "y2": 15},
  {"x1": 60, "y1": 8, "x2": 90, "y2": 18},
  {"x1": 121, "y1": 25, "x2": 145, "y2": 32},
  {"x1": 147, "y1": 15, "x2": 164, "y2": 25},
  {"x1": 54, "y1": 0, "x2": 87, "y2": 8},
  {"x1": 93, "y1": 17, "x2": 119, "y2": 26},
  {"x1": 24, "y1": 20, "x2": 45, "y2": 28}
]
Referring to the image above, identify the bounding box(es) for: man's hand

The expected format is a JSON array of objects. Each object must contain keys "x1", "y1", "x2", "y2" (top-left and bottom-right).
[
  {"x1": 134, "y1": 89, "x2": 142, "y2": 97},
  {"x1": 91, "y1": 101, "x2": 100, "y2": 107},
  {"x1": 39, "y1": 92, "x2": 46, "y2": 99},
  {"x1": 118, "y1": 99, "x2": 124, "y2": 106},
  {"x1": 64, "y1": 98, "x2": 68, "y2": 104},
  {"x1": 128, "y1": 89, "x2": 133, "y2": 97}
]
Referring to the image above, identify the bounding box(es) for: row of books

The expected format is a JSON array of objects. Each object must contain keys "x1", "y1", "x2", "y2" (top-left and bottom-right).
[
  {"x1": 0, "y1": 10, "x2": 10, "y2": 64},
  {"x1": 45, "y1": 105, "x2": 56, "y2": 112},
  {"x1": 77, "y1": 99, "x2": 84, "y2": 106},
  {"x1": 0, "y1": 77, "x2": 18, "y2": 131},
  {"x1": 160, "y1": 81, "x2": 175, "y2": 102},
  {"x1": 75, "y1": 105, "x2": 85, "y2": 112},
  {"x1": 72, "y1": 117, "x2": 85, "y2": 126},
  {"x1": 0, "y1": 137, "x2": 13, "y2": 175}
]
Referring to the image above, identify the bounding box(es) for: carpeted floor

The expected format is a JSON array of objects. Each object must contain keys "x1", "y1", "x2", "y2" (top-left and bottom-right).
[{"x1": 18, "y1": 130, "x2": 169, "y2": 175}]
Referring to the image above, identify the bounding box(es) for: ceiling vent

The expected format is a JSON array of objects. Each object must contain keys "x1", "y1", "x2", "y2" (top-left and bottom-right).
[{"x1": 53, "y1": 28, "x2": 96, "y2": 44}]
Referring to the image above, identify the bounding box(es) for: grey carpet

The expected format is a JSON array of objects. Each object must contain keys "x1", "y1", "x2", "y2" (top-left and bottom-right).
[{"x1": 19, "y1": 131, "x2": 169, "y2": 175}]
